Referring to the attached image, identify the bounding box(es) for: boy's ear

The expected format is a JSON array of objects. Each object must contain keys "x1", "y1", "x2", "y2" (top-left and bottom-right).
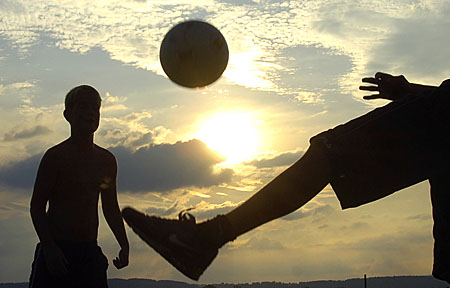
[{"x1": 63, "y1": 109, "x2": 71, "y2": 123}]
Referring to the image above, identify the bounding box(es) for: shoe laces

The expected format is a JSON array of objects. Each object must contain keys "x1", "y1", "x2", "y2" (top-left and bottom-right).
[{"x1": 178, "y1": 208, "x2": 196, "y2": 224}]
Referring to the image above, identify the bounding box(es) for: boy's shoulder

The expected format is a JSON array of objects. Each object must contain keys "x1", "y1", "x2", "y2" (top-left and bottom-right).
[
  {"x1": 94, "y1": 144, "x2": 117, "y2": 165},
  {"x1": 44, "y1": 139, "x2": 70, "y2": 158},
  {"x1": 43, "y1": 141, "x2": 116, "y2": 163},
  {"x1": 94, "y1": 144, "x2": 115, "y2": 157}
]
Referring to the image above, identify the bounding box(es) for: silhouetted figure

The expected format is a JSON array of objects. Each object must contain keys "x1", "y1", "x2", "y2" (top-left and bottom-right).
[
  {"x1": 29, "y1": 85, "x2": 129, "y2": 287},
  {"x1": 122, "y1": 72, "x2": 450, "y2": 282}
]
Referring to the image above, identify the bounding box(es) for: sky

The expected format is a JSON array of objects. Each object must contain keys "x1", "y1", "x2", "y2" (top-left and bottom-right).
[{"x1": 1, "y1": 0, "x2": 450, "y2": 284}]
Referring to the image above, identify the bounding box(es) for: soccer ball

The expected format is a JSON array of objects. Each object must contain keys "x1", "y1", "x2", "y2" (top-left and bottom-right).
[{"x1": 160, "y1": 20, "x2": 229, "y2": 88}]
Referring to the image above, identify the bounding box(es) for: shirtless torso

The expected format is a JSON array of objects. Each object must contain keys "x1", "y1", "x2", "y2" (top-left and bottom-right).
[{"x1": 45, "y1": 140, "x2": 117, "y2": 242}]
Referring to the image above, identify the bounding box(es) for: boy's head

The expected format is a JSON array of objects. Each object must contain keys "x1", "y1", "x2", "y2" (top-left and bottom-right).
[{"x1": 63, "y1": 85, "x2": 102, "y2": 135}]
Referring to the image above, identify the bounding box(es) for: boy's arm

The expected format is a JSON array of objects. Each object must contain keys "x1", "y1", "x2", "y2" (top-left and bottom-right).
[
  {"x1": 101, "y1": 152, "x2": 129, "y2": 269},
  {"x1": 30, "y1": 150, "x2": 68, "y2": 275}
]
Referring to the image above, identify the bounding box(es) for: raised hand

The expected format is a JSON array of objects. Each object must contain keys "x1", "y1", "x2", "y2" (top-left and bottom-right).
[{"x1": 359, "y1": 72, "x2": 411, "y2": 101}]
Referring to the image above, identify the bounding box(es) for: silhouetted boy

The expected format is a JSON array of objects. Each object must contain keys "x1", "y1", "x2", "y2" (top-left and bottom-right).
[
  {"x1": 29, "y1": 85, "x2": 129, "y2": 287},
  {"x1": 123, "y1": 72, "x2": 450, "y2": 283}
]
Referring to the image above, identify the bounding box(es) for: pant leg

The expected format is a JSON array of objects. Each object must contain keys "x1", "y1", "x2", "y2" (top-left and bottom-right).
[
  {"x1": 430, "y1": 166, "x2": 450, "y2": 282},
  {"x1": 28, "y1": 243, "x2": 66, "y2": 288},
  {"x1": 429, "y1": 79, "x2": 450, "y2": 283},
  {"x1": 311, "y1": 93, "x2": 437, "y2": 208},
  {"x1": 29, "y1": 242, "x2": 109, "y2": 288},
  {"x1": 310, "y1": 78, "x2": 450, "y2": 209},
  {"x1": 58, "y1": 241, "x2": 109, "y2": 288},
  {"x1": 80, "y1": 245, "x2": 109, "y2": 288}
]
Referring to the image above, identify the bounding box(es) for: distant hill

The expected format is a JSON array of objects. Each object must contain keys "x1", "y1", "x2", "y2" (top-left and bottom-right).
[{"x1": 1, "y1": 275, "x2": 448, "y2": 288}]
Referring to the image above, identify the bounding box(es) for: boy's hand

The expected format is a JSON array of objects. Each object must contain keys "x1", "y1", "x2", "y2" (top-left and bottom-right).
[
  {"x1": 113, "y1": 247, "x2": 129, "y2": 269},
  {"x1": 360, "y1": 72, "x2": 411, "y2": 101},
  {"x1": 42, "y1": 242, "x2": 68, "y2": 276}
]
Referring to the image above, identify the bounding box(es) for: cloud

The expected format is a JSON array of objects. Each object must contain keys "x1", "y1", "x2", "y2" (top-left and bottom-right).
[
  {"x1": 3, "y1": 125, "x2": 52, "y2": 141},
  {"x1": 0, "y1": 1, "x2": 447, "y2": 283},
  {"x1": 142, "y1": 198, "x2": 238, "y2": 219},
  {"x1": 366, "y1": 18, "x2": 450, "y2": 82},
  {"x1": 2, "y1": 0, "x2": 447, "y2": 105},
  {"x1": 281, "y1": 203, "x2": 335, "y2": 221},
  {"x1": 101, "y1": 91, "x2": 128, "y2": 112},
  {"x1": 144, "y1": 199, "x2": 183, "y2": 217},
  {"x1": 112, "y1": 139, "x2": 233, "y2": 193},
  {"x1": 0, "y1": 0, "x2": 374, "y2": 99},
  {"x1": 340, "y1": 221, "x2": 370, "y2": 231},
  {"x1": 246, "y1": 150, "x2": 303, "y2": 168},
  {"x1": 0, "y1": 139, "x2": 233, "y2": 194},
  {"x1": 407, "y1": 213, "x2": 432, "y2": 221},
  {"x1": 187, "y1": 200, "x2": 238, "y2": 220},
  {"x1": 126, "y1": 132, "x2": 154, "y2": 149},
  {"x1": 97, "y1": 110, "x2": 171, "y2": 148},
  {"x1": 0, "y1": 213, "x2": 37, "y2": 282},
  {"x1": 0, "y1": 154, "x2": 41, "y2": 190},
  {"x1": 335, "y1": 231, "x2": 432, "y2": 275},
  {"x1": 238, "y1": 236, "x2": 285, "y2": 250},
  {"x1": 0, "y1": 81, "x2": 36, "y2": 109},
  {"x1": 0, "y1": 0, "x2": 26, "y2": 14}
]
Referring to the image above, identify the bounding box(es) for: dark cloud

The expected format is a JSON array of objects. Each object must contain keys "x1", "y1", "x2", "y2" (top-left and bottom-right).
[
  {"x1": 246, "y1": 151, "x2": 304, "y2": 168},
  {"x1": 112, "y1": 139, "x2": 233, "y2": 193},
  {"x1": 3, "y1": 125, "x2": 52, "y2": 141},
  {"x1": 0, "y1": 154, "x2": 41, "y2": 190},
  {"x1": 0, "y1": 139, "x2": 233, "y2": 193},
  {"x1": 126, "y1": 132, "x2": 154, "y2": 149}
]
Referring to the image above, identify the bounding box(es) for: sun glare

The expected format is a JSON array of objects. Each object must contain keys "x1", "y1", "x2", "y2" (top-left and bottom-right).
[
  {"x1": 195, "y1": 112, "x2": 261, "y2": 165},
  {"x1": 224, "y1": 46, "x2": 275, "y2": 89}
]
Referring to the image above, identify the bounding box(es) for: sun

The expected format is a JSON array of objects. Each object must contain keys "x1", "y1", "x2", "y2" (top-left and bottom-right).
[{"x1": 195, "y1": 112, "x2": 261, "y2": 165}]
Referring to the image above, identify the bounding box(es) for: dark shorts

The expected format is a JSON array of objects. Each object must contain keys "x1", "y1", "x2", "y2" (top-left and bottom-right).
[
  {"x1": 29, "y1": 241, "x2": 109, "y2": 288},
  {"x1": 310, "y1": 80, "x2": 450, "y2": 209}
]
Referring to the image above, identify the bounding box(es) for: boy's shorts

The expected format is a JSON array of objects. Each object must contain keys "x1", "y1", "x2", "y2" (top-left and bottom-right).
[
  {"x1": 29, "y1": 240, "x2": 109, "y2": 288},
  {"x1": 310, "y1": 80, "x2": 450, "y2": 209}
]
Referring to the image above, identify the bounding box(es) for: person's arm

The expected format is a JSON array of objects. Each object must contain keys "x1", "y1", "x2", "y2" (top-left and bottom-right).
[
  {"x1": 100, "y1": 152, "x2": 129, "y2": 269},
  {"x1": 360, "y1": 72, "x2": 437, "y2": 101},
  {"x1": 30, "y1": 150, "x2": 68, "y2": 275}
]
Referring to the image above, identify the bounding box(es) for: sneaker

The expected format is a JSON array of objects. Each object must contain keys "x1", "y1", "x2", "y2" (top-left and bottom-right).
[{"x1": 122, "y1": 207, "x2": 218, "y2": 280}]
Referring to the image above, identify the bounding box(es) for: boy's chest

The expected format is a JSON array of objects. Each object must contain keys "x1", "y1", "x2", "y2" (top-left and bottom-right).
[{"x1": 58, "y1": 154, "x2": 109, "y2": 192}]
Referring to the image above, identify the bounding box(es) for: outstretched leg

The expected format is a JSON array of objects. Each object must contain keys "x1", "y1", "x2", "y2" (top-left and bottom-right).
[
  {"x1": 122, "y1": 144, "x2": 331, "y2": 280},
  {"x1": 222, "y1": 143, "x2": 331, "y2": 239}
]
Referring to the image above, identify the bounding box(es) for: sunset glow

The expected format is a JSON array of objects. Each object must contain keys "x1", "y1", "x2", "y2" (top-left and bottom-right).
[
  {"x1": 195, "y1": 112, "x2": 261, "y2": 165},
  {"x1": 0, "y1": 0, "x2": 447, "y2": 283}
]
